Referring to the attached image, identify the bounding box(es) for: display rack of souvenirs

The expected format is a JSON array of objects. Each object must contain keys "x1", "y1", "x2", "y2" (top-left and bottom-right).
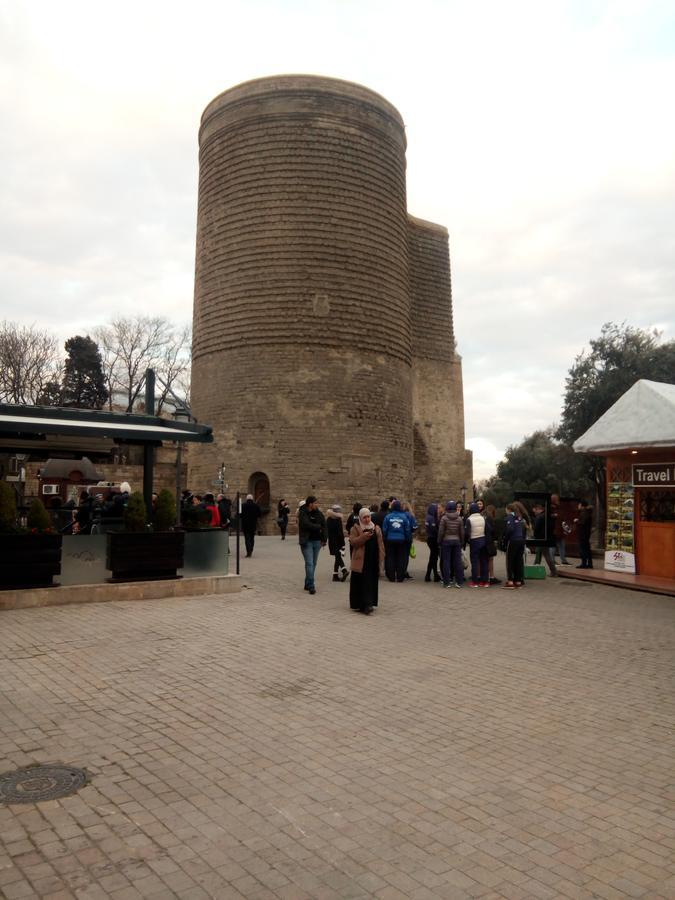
[{"x1": 606, "y1": 482, "x2": 634, "y2": 552}]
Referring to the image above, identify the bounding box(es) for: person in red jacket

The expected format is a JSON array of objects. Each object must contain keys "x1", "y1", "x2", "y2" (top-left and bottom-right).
[{"x1": 201, "y1": 492, "x2": 221, "y2": 528}]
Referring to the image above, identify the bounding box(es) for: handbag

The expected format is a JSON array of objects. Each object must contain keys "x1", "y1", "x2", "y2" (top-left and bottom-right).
[
  {"x1": 487, "y1": 540, "x2": 498, "y2": 558},
  {"x1": 276, "y1": 515, "x2": 284, "y2": 526},
  {"x1": 461, "y1": 548, "x2": 469, "y2": 570},
  {"x1": 409, "y1": 543, "x2": 416, "y2": 559}
]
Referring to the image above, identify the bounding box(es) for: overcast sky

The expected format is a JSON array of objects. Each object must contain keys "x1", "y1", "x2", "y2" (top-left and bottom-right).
[{"x1": 2, "y1": 0, "x2": 674, "y2": 478}]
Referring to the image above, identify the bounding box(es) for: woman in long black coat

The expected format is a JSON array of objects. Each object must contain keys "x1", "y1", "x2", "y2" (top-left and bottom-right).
[{"x1": 348, "y1": 507, "x2": 385, "y2": 615}]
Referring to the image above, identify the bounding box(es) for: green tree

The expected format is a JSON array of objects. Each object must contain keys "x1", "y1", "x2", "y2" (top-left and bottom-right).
[
  {"x1": 27, "y1": 498, "x2": 51, "y2": 532},
  {"x1": 61, "y1": 335, "x2": 108, "y2": 409},
  {"x1": 153, "y1": 489, "x2": 176, "y2": 532},
  {"x1": 557, "y1": 322, "x2": 675, "y2": 445},
  {"x1": 36, "y1": 380, "x2": 63, "y2": 406},
  {"x1": 481, "y1": 429, "x2": 594, "y2": 508},
  {"x1": 0, "y1": 481, "x2": 17, "y2": 532},
  {"x1": 124, "y1": 492, "x2": 148, "y2": 533}
]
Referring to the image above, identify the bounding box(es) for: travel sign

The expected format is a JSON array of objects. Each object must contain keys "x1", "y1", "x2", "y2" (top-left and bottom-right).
[{"x1": 632, "y1": 463, "x2": 675, "y2": 487}]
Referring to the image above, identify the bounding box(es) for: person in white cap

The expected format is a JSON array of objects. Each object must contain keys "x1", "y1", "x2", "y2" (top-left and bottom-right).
[
  {"x1": 240, "y1": 493, "x2": 261, "y2": 557},
  {"x1": 326, "y1": 503, "x2": 349, "y2": 582}
]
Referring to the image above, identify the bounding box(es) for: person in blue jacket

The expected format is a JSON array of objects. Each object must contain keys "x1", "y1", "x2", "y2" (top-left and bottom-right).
[
  {"x1": 382, "y1": 500, "x2": 411, "y2": 583},
  {"x1": 503, "y1": 502, "x2": 529, "y2": 588}
]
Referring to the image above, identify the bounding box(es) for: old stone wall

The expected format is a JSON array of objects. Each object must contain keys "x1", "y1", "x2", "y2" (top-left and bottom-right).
[
  {"x1": 191, "y1": 76, "x2": 414, "y2": 528},
  {"x1": 409, "y1": 217, "x2": 473, "y2": 519}
]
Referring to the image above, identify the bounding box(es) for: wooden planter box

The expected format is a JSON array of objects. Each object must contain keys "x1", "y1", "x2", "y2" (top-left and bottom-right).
[
  {"x1": 0, "y1": 533, "x2": 63, "y2": 589},
  {"x1": 106, "y1": 532, "x2": 185, "y2": 582}
]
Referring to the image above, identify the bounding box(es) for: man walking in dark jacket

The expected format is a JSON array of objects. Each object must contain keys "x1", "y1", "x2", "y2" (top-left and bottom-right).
[
  {"x1": 574, "y1": 500, "x2": 593, "y2": 569},
  {"x1": 240, "y1": 493, "x2": 262, "y2": 557},
  {"x1": 298, "y1": 496, "x2": 327, "y2": 594}
]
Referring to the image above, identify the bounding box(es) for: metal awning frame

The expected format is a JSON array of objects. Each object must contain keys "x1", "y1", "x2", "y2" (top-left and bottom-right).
[{"x1": 0, "y1": 404, "x2": 213, "y2": 446}]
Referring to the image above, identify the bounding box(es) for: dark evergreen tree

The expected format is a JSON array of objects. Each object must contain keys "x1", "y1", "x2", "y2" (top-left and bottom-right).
[
  {"x1": 480, "y1": 429, "x2": 594, "y2": 509},
  {"x1": 36, "y1": 380, "x2": 63, "y2": 406},
  {"x1": 61, "y1": 336, "x2": 108, "y2": 409}
]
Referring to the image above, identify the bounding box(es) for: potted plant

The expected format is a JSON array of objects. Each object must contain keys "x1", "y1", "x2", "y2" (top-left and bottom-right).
[
  {"x1": 106, "y1": 490, "x2": 185, "y2": 581},
  {"x1": 0, "y1": 485, "x2": 63, "y2": 589}
]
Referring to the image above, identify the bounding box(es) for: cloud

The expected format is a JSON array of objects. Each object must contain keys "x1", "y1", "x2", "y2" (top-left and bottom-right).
[{"x1": 1, "y1": 0, "x2": 673, "y2": 478}]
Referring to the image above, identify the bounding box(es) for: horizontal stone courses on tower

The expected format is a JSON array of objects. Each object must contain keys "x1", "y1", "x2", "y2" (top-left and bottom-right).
[{"x1": 190, "y1": 75, "x2": 470, "y2": 522}]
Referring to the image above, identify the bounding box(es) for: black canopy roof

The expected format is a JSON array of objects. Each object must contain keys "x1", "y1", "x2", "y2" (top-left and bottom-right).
[{"x1": 0, "y1": 403, "x2": 213, "y2": 450}]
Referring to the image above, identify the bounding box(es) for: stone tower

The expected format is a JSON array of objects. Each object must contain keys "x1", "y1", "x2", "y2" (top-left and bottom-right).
[{"x1": 190, "y1": 75, "x2": 471, "y2": 522}]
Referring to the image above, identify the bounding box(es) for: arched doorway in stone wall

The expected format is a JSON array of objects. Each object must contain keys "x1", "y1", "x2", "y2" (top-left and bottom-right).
[{"x1": 248, "y1": 472, "x2": 270, "y2": 514}]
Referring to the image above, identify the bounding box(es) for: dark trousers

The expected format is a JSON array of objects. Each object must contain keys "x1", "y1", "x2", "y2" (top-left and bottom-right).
[
  {"x1": 579, "y1": 536, "x2": 593, "y2": 568},
  {"x1": 332, "y1": 549, "x2": 346, "y2": 573},
  {"x1": 469, "y1": 537, "x2": 488, "y2": 584},
  {"x1": 426, "y1": 538, "x2": 439, "y2": 577},
  {"x1": 506, "y1": 539, "x2": 525, "y2": 583},
  {"x1": 385, "y1": 541, "x2": 407, "y2": 582},
  {"x1": 244, "y1": 529, "x2": 255, "y2": 556},
  {"x1": 534, "y1": 545, "x2": 557, "y2": 575},
  {"x1": 441, "y1": 542, "x2": 463, "y2": 585}
]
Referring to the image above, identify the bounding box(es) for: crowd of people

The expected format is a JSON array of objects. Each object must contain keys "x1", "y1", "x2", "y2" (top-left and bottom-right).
[
  {"x1": 46, "y1": 478, "x2": 594, "y2": 614},
  {"x1": 289, "y1": 493, "x2": 593, "y2": 614}
]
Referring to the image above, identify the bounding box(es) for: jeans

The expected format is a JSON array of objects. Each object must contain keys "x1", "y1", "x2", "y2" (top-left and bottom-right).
[
  {"x1": 556, "y1": 538, "x2": 568, "y2": 564},
  {"x1": 300, "y1": 540, "x2": 322, "y2": 590}
]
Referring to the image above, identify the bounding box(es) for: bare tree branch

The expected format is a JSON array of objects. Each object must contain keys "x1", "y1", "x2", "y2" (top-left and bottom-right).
[
  {"x1": 92, "y1": 316, "x2": 191, "y2": 413},
  {"x1": 0, "y1": 321, "x2": 61, "y2": 404}
]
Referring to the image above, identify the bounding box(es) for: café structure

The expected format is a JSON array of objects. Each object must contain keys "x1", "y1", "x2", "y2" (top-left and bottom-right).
[{"x1": 573, "y1": 380, "x2": 675, "y2": 581}]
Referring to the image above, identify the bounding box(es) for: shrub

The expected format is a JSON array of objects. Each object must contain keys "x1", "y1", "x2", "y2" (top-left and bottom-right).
[
  {"x1": 27, "y1": 497, "x2": 52, "y2": 533},
  {"x1": 182, "y1": 505, "x2": 211, "y2": 530},
  {"x1": 124, "y1": 491, "x2": 147, "y2": 533},
  {"x1": 0, "y1": 481, "x2": 17, "y2": 533},
  {"x1": 153, "y1": 489, "x2": 176, "y2": 532}
]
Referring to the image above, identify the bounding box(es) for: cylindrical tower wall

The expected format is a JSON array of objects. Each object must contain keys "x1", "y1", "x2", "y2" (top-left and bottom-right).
[
  {"x1": 190, "y1": 76, "x2": 413, "y2": 513},
  {"x1": 408, "y1": 216, "x2": 472, "y2": 515}
]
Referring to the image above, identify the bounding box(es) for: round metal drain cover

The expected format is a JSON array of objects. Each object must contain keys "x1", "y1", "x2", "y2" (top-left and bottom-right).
[{"x1": 0, "y1": 766, "x2": 88, "y2": 804}]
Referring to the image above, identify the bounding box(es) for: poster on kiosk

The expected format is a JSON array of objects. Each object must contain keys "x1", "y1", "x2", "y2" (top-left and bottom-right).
[{"x1": 604, "y1": 477, "x2": 636, "y2": 574}]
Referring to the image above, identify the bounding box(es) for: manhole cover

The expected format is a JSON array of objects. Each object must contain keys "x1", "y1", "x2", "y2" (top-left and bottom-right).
[{"x1": 0, "y1": 765, "x2": 88, "y2": 804}]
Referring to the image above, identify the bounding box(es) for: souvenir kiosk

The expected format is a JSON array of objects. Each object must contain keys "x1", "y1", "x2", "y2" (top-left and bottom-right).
[{"x1": 573, "y1": 380, "x2": 675, "y2": 580}]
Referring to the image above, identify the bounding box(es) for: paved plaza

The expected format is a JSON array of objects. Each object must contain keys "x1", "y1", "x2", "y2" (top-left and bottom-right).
[{"x1": 1, "y1": 537, "x2": 674, "y2": 900}]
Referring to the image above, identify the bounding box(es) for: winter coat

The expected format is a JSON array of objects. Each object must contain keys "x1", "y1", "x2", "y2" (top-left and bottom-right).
[
  {"x1": 533, "y1": 511, "x2": 556, "y2": 546},
  {"x1": 349, "y1": 524, "x2": 385, "y2": 574},
  {"x1": 425, "y1": 504, "x2": 440, "y2": 541},
  {"x1": 575, "y1": 507, "x2": 593, "y2": 540},
  {"x1": 218, "y1": 497, "x2": 232, "y2": 526},
  {"x1": 298, "y1": 505, "x2": 327, "y2": 545},
  {"x1": 201, "y1": 502, "x2": 221, "y2": 528},
  {"x1": 326, "y1": 509, "x2": 346, "y2": 555},
  {"x1": 240, "y1": 499, "x2": 261, "y2": 532},
  {"x1": 465, "y1": 512, "x2": 485, "y2": 542},
  {"x1": 504, "y1": 514, "x2": 527, "y2": 542},
  {"x1": 438, "y1": 511, "x2": 464, "y2": 544},
  {"x1": 382, "y1": 509, "x2": 411, "y2": 542}
]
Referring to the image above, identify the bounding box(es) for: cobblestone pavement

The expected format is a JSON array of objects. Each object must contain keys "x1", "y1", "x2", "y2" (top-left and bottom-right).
[{"x1": 1, "y1": 537, "x2": 674, "y2": 900}]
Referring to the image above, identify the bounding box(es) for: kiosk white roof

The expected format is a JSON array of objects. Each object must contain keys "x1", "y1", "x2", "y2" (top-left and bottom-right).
[{"x1": 573, "y1": 380, "x2": 675, "y2": 454}]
